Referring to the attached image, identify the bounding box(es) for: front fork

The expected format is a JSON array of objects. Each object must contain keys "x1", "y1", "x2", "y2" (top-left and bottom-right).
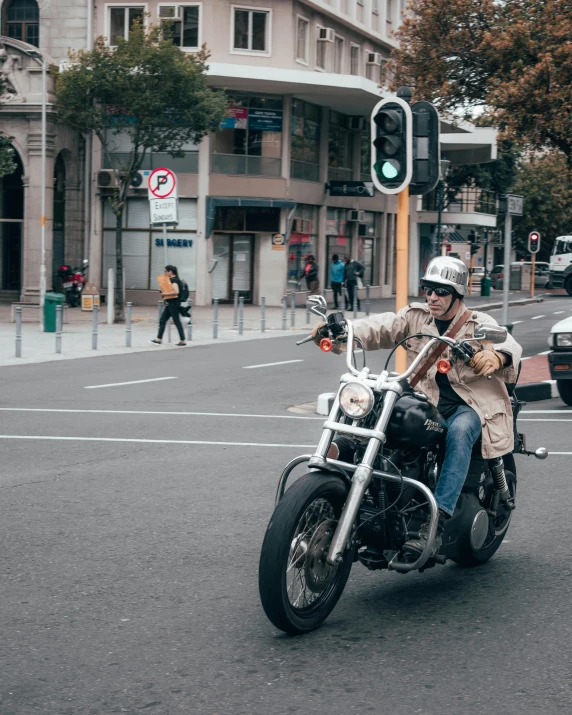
[{"x1": 324, "y1": 391, "x2": 399, "y2": 566}]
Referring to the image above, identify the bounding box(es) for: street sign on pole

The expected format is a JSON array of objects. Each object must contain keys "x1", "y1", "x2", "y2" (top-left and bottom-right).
[
  {"x1": 148, "y1": 169, "x2": 178, "y2": 264},
  {"x1": 327, "y1": 181, "x2": 375, "y2": 197},
  {"x1": 148, "y1": 167, "x2": 178, "y2": 200},
  {"x1": 149, "y1": 197, "x2": 178, "y2": 225}
]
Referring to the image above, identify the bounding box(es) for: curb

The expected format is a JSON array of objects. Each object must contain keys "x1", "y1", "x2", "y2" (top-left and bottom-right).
[
  {"x1": 471, "y1": 296, "x2": 544, "y2": 311},
  {"x1": 317, "y1": 380, "x2": 559, "y2": 415}
]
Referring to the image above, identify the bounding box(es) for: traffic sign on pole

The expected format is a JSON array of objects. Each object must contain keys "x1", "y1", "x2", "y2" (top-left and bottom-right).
[{"x1": 148, "y1": 167, "x2": 178, "y2": 200}]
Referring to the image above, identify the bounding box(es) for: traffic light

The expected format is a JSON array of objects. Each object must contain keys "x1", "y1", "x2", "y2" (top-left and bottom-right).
[
  {"x1": 528, "y1": 230, "x2": 541, "y2": 253},
  {"x1": 370, "y1": 97, "x2": 412, "y2": 194},
  {"x1": 409, "y1": 101, "x2": 440, "y2": 196}
]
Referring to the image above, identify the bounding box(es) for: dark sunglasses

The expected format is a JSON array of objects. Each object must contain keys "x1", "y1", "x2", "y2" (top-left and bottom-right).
[{"x1": 422, "y1": 286, "x2": 453, "y2": 297}]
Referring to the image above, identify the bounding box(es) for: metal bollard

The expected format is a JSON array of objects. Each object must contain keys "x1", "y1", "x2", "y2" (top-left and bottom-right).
[
  {"x1": 365, "y1": 284, "x2": 371, "y2": 317},
  {"x1": 238, "y1": 296, "x2": 244, "y2": 336},
  {"x1": 261, "y1": 296, "x2": 266, "y2": 333},
  {"x1": 282, "y1": 295, "x2": 287, "y2": 330},
  {"x1": 157, "y1": 300, "x2": 162, "y2": 327},
  {"x1": 92, "y1": 305, "x2": 98, "y2": 350},
  {"x1": 187, "y1": 316, "x2": 192, "y2": 342},
  {"x1": 353, "y1": 291, "x2": 358, "y2": 319},
  {"x1": 125, "y1": 301, "x2": 132, "y2": 347},
  {"x1": 306, "y1": 291, "x2": 310, "y2": 324},
  {"x1": 15, "y1": 306, "x2": 22, "y2": 358},
  {"x1": 213, "y1": 299, "x2": 218, "y2": 339},
  {"x1": 233, "y1": 290, "x2": 239, "y2": 328},
  {"x1": 290, "y1": 291, "x2": 296, "y2": 328},
  {"x1": 55, "y1": 305, "x2": 62, "y2": 354}
]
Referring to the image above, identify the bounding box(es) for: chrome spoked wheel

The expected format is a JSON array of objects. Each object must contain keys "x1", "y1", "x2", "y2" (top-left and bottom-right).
[{"x1": 259, "y1": 473, "x2": 353, "y2": 634}]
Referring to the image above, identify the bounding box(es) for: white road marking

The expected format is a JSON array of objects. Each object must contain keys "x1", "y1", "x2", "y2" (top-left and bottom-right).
[
  {"x1": 545, "y1": 452, "x2": 572, "y2": 455},
  {"x1": 84, "y1": 377, "x2": 177, "y2": 389},
  {"x1": 518, "y1": 419, "x2": 572, "y2": 422},
  {"x1": 554, "y1": 311, "x2": 565, "y2": 314},
  {"x1": 0, "y1": 407, "x2": 323, "y2": 421},
  {"x1": 531, "y1": 315, "x2": 545, "y2": 320},
  {"x1": 0, "y1": 435, "x2": 315, "y2": 448},
  {"x1": 521, "y1": 410, "x2": 572, "y2": 414},
  {"x1": 243, "y1": 359, "x2": 304, "y2": 369},
  {"x1": 538, "y1": 350, "x2": 551, "y2": 355},
  {"x1": 512, "y1": 320, "x2": 523, "y2": 325}
]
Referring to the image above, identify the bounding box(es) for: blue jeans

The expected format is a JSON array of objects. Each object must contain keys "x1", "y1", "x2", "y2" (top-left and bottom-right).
[{"x1": 434, "y1": 405, "x2": 482, "y2": 516}]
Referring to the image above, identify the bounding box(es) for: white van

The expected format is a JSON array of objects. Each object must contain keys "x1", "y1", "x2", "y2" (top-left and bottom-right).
[{"x1": 549, "y1": 236, "x2": 572, "y2": 294}]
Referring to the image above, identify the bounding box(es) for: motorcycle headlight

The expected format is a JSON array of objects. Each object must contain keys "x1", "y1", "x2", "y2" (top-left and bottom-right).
[
  {"x1": 555, "y1": 332, "x2": 572, "y2": 347},
  {"x1": 339, "y1": 382, "x2": 374, "y2": 419}
]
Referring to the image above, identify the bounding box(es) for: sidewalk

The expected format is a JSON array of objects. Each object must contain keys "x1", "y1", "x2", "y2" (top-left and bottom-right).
[{"x1": 0, "y1": 289, "x2": 551, "y2": 368}]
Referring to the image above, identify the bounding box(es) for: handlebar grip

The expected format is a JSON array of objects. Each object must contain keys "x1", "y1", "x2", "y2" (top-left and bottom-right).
[{"x1": 296, "y1": 334, "x2": 315, "y2": 346}]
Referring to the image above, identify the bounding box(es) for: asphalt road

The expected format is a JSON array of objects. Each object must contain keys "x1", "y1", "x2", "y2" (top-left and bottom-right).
[{"x1": 1, "y1": 311, "x2": 571, "y2": 715}]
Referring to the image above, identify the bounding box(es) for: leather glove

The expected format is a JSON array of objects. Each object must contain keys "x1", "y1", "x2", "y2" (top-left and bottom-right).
[
  {"x1": 470, "y1": 349, "x2": 505, "y2": 377},
  {"x1": 311, "y1": 321, "x2": 326, "y2": 346}
]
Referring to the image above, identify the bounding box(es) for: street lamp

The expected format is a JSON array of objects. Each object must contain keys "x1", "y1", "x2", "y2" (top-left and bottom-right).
[
  {"x1": 435, "y1": 158, "x2": 451, "y2": 257},
  {"x1": 26, "y1": 49, "x2": 47, "y2": 331}
]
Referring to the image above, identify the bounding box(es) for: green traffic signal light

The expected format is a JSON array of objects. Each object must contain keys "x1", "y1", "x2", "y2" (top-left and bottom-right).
[{"x1": 377, "y1": 160, "x2": 399, "y2": 179}]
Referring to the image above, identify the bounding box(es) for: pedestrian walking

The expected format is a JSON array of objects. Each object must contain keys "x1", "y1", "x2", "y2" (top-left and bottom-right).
[
  {"x1": 302, "y1": 255, "x2": 320, "y2": 295},
  {"x1": 343, "y1": 254, "x2": 365, "y2": 311},
  {"x1": 329, "y1": 253, "x2": 345, "y2": 309},
  {"x1": 150, "y1": 265, "x2": 187, "y2": 346}
]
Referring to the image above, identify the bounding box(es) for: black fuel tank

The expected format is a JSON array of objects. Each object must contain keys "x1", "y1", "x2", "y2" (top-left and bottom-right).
[{"x1": 385, "y1": 393, "x2": 447, "y2": 449}]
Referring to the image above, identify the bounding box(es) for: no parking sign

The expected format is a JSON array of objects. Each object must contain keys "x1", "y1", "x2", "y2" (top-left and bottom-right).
[{"x1": 148, "y1": 168, "x2": 178, "y2": 200}]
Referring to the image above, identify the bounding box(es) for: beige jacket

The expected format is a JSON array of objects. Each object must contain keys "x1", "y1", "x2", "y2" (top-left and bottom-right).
[{"x1": 350, "y1": 302, "x2": 523, "y2": 459}]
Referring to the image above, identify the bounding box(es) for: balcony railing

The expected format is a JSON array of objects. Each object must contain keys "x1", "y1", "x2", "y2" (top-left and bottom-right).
[{"x1": 422, "y1": 188, "x2": 497, "y2": 215}]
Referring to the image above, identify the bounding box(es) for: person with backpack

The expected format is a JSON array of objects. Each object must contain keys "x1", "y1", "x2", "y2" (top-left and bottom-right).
[{"x1": 150, "y1": 265, "x2": 187, "y2": 346}]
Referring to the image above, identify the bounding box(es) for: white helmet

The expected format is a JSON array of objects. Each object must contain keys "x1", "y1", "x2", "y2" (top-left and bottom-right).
[{"x1": 420, "y1": 257, "x2": 469, "y2": 297}]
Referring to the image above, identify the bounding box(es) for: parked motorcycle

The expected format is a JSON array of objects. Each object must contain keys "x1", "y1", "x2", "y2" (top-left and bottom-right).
[
  {"x1": 259, "y1": 296, "x2": 548, "y2": 634},
  {"x1": 57, "y1": 259, "x2": 88, "y2": 307}
]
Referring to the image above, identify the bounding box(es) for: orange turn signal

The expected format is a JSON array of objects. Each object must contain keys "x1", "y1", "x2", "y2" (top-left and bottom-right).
[
  {"x1": 320, "y1": 338, "x2": 333, "y2": 352},
  {"x1": 437, "y1": 358, "x2": 451, "y2": 374}
]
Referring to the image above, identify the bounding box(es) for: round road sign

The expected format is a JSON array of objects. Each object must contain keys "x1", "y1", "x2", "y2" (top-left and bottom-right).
[{"x1": 148, "y1": 168, "x2": 177, "y2": 199}]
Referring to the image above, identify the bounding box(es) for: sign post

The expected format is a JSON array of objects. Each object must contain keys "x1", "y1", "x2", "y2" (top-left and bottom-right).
[
  {"x1": 148, "y1": 168, "x2": 178, "y2": 265},
  {"x1": 499, "y1": 194, "x2": 524, "y2": 328}
]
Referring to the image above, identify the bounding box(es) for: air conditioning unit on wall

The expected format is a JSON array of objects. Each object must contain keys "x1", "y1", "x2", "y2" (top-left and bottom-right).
[
  {"x1": 130, "y1": 170, "x2": 151, "y2": 189},
  {"x1": 349, "y1": 210, "x2": 365, "y2": 222},
  {"x1": 159, "y1": 5, "x2": 183, "y2": 20},
  {"x1": 366, "y1": 52, "x2": 383, "y2": 66},
  {"x1": 318, "y1": 27, "x2": 335, "y2": 43},
  {"x1": 292, "y1": 218, "x2": 313, "y2": 234},
  {"x1": 96, "y1": 169, "x2": 151, "y2": 190}
]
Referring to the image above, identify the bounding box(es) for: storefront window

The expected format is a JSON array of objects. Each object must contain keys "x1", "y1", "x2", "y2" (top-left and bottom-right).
[
  {"x1": 326, "y1": 208, "x2": 351, "y2": 286},
  {"x1": 291, "y1": 99, "x2": 321, "y2": 182},
  {"x1": 211, "y1": 92, "x2": 283, "y2": 176},
  {"x1": 358, "y1": 211, "x2": 377, "y2": 284},
  {"x1": 288, "y1": 204, "x2": 317, "y2": 290},
  {"x1": 102, "y1": 198, "x2": 197, "y2": 290},
  {"x1": 328, "y1": 111, "x2": 352, "y2": 181}
]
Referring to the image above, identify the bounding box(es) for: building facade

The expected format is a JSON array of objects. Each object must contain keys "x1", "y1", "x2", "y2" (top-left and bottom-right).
[{"x1": 0, "y1": 0, "x2": 498, "y2": 306}]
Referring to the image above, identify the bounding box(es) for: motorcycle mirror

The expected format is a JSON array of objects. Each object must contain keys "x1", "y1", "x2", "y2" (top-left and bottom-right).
[
  {"x1": 82, "y1": 259, "x2": 89, "y2": 266},
  {"x1": 473, "y1": 323, "x2": 508, "y2": 344},
  {"x1": 535, "y1": 447, "x2": 548, "y2": 460},
  {"x1": 307, "y1": 295, "x2": 327, "y2": 321}
]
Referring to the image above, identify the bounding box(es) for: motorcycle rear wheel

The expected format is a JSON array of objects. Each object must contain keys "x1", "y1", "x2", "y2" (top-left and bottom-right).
[
  {"x1": 451, "y1": 470, "x2": 516, "y2": 567},
  {"x1": 259, "y1": 473, "x2": 353, "y2": 635}
]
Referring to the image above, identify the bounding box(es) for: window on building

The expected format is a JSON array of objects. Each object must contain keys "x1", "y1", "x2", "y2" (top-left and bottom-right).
[
  {"x1": 288, "y1": 204, "x2": 317, "y2": 290},
  {"x1": 371, "y1": 0, "x2": 379, "y2": 32},
  {"x1": 212, "y1": 93, "x2": 283, "y2": 176},
  {"x1": 233, "y1": 7, "x2": 270, "y2": 54},
  {"x1": 326, "y1": 208, "x2": 351, "y2": 283},
  {"x1": 328, "y1": 111, "x2": 352, "y2": 181},
  {"x1": 356, "y1": 0, "x2": 364, "y2": 24},
  {"x1": 350, "y1": 44, "x2": 360, "y2": 76},
  {"x1": 360, "y1": 132, "x2": 371, "y2": 181},
  {"x1": 315, "y1": 27, "x2": 327, "y2": 70},
  {"x1": 5, "y1": 0, "x2": 39, "y2": 46},
  {"x1": 334, "y1": 36, "x2": 344, "y2": 74},
  {"x1": 159, "y1": 4, "x2": 200, "y2": 49},
  {"x1": 291, "y1": 99, "x2": 321, "y2": 182},
  {"x1": 296, "y1": 16, "x2": 309, "y2": 64},
  {"x1": 108, "y1": 6, "x2": 145, "y2": 46},
  {"x1": 386, "y1": 0, "x2": 395, "y2": 35}
]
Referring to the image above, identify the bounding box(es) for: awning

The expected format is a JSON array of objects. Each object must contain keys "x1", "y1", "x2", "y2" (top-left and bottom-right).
[
  {"x1": 206, "y1": 197, "x2": 296, "y2": 238},
  {"x1": 445, "y1": 231, "x2": 466, "y2": 243}
]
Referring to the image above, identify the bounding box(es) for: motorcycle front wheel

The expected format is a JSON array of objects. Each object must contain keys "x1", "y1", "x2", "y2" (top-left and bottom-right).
[{"x1": 259, "y1": 473, "x2": 353, "y2": 635}]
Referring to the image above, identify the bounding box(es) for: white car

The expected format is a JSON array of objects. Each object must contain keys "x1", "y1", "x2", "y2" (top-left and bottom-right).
[{"x1": 549, "y1": 315, "x2": 572, "y2": 405}]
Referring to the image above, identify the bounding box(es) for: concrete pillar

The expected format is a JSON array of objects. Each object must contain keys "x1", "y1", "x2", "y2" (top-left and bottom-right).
[
  {"x1": 194, "y1": 134, "x2": 212, "y2": 306},
  {"x1": 88, "y1": 134, "x2": 103, "y2": 287},
  {"x1": 22, "y1": 130, "x2": 56, "y2": 300},
  {"x1": 318, "y1": 107, "x2": 330, "y2": 288}
]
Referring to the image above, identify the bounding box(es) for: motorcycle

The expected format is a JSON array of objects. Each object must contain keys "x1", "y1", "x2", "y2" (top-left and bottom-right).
[
  {"x1": 259, "y1": 296, "x2": 548, "y2": 634},
  {"x1": 58, "y1": 259, "x2": 88, "y2": 307}
]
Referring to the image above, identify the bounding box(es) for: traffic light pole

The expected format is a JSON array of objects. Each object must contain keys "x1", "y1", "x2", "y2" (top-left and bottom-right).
[
  {"x1": 395, "y1": 187, "x2": 409, "y2": 372},
  {"x1": 530, "y1": 252, "x2": 535, "y2": 299},
  {"x1": 501, "y1": 212, "x2": 512, "y2": 329}
]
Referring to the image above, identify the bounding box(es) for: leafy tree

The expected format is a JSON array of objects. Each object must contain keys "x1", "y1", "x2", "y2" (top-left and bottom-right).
[
  {"x1": 0, "y1": 132, "x2": 16, "y2": 177},
  {"x1": 56, "y1": 21, "x2": 226, "y2": 320},
  {"x1": 391, "y1": 0, "x2": 572, "y2": 162},
  {"x1": 511, "y1": 152, "x2": 572, "y2": 261}
]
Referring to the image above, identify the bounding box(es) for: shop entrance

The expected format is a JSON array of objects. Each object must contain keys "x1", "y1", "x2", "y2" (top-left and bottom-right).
[{"x1": 212, "y1": 234, "x2": 254, "y2": 302}]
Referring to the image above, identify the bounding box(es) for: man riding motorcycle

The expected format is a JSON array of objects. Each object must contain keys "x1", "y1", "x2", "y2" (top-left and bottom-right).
[{"x1": 312, "y1": 256, "x2": 522, "y2": 558}]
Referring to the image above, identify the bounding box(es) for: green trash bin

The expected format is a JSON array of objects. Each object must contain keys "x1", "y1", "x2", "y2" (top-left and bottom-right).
[
  {"x1": 44, "y1": 292, "x2": 65, "y2": 332},
  {"x1": 480, "y1": 276, "x2": 492, "y2": 297}
]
